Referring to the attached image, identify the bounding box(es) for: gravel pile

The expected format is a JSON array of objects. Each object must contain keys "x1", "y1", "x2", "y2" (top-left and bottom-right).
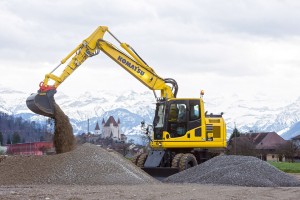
[
  {"x1": 0, "y1": 143, "x2": 157, "y2": 185},
  {"x1": 163, "y1": 155, "x2": 300, "y2": 187}
]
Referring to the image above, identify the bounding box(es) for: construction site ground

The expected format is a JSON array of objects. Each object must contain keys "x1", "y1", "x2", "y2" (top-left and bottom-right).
[
  {"x1": 0, "y1": 144, "x2": 299, "y2": 200},
  {"x1": 0, "y1": 177, "x2": 300, "y2": 200}
]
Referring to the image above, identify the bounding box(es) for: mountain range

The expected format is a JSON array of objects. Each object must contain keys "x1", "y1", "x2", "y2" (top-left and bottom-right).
[{"x1": 0, "y1": 86, "x2": 299, "y2": 141}]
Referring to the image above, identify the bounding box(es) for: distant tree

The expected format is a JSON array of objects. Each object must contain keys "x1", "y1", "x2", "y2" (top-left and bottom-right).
[
  {"x1": 0, "y1": 112, "x2": 50, "y2": 143},
  {"x1": 44, "y1": 132, "x2": 54, "y2": 142},
  {"x1": 116, "y1": 142, "x2": 131, "y2": 156},
  {"x1": 227, "y1": 126, "x2": 256, "y2": 156},
  {"x1": 228, "y1": 127, "x2": 241, "y2": 143},
  {"x1": 227, "y1": 135, "x2": 256, "y2": 156},
  {"x1": 12, "y1": 132, "x2": 21, "y2": 144},
  {"x1": 7, "y1": 136, "x2": 11, "y2": 145},
  {"x1": 0, "y1": 132, "x2": 3, "y2": 146},
  {"x1": 76, "y1": 133, "x2": 87, "y2": 144},
  {"x1": 278, "y1": 140, "x2": 299, "y2": 163},
  {"x1": 128, "y1": 139, "x2": 135, "y2": 144},
  {"x1": 102, "y1": 137, "x2": 113, "y2": 147}
]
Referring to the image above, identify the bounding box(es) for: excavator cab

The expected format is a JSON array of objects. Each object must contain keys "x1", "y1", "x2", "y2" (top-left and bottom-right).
[{"x1": 26, "y1": 89, "x2": 57, "y2": 118}]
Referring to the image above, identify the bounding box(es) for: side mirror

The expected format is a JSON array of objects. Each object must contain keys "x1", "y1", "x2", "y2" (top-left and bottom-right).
[{"x1": 141, "y1": 120, "x2": 145, "y2": 127}]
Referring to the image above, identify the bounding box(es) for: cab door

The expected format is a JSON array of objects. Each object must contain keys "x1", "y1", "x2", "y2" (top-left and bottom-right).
[
  {"x1": 187, "y1": 100, "x2": 202, "y2": 139},
  {"x1": 165, "y1": 100, "x2": 188, "y2": 138}
]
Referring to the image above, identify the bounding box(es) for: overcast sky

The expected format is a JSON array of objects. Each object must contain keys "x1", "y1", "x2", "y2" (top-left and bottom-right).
[{"x1": 0, "y1": 0, "x2": 300, "y2": 106}]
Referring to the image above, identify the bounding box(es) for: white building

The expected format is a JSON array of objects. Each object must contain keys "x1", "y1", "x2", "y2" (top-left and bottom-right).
[{"x1": 101, "y1": 116, "x2": 125, "y2": 142}]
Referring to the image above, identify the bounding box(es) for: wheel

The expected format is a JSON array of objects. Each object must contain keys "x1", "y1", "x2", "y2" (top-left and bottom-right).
[
  {"x1": 131, "y1": 154, "x2": 141, "y2": 165},
  {"x1": 136, "y1": 153, "x2": 148, "y2": 167},
  {"x1": 179, "y1": 153, "x2": 197, "y2": 171},
  {"x1": 171, "y1": 153, "x2": 184, "y2": 168}
]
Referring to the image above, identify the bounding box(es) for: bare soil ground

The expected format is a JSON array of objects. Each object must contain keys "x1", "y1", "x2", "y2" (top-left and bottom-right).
[{"x1": 0, "y1": 179, "x2": 300, "y2": 200}]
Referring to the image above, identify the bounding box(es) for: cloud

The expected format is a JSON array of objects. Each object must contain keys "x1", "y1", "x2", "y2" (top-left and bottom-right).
[{"x1": 0, "y1": 0, "x2": 299, "y2": 103}]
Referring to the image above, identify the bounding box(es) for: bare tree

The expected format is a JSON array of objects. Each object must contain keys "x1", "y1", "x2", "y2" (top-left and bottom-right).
[
  {"x1": 0, "y1": 132, "x2": 3, "y2": 146},
  {"x1": 278, "y1": 140, "x2": 299, "y2": 163},
  {"x1": 227, "y1": 136, "x2": 256, "y2": 156}
]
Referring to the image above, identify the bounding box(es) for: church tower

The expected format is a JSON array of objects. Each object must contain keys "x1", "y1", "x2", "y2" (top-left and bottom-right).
[{"x1": 94, "y1": 121, "x2": 101, "y2": 135}]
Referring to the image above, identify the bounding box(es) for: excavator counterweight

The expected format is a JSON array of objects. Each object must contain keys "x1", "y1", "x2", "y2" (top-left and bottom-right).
[{"x1": 26, "y1": 90, "x2": 56, "y2": 118}]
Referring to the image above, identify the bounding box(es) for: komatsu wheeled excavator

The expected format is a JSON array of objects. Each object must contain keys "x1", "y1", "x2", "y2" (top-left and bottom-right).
[{"x1": 26, "y1": 26, "x2": 226, "y2": 177}]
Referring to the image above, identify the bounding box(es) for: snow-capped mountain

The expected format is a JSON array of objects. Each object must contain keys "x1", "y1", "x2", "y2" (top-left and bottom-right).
[
  {"x1": 0, "y1": 86, "x2": 299, "y2": 140},
  {"x1": 0, "y1": 87, "x2": 156, "y2": 137}
]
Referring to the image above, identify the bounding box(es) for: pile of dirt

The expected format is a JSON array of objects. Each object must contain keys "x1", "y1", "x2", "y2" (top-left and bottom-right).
[
  {"x1": 163, "y1": 155, "x2": 300, "y2": 187},
  {"x1": 0, "y1": 143, "x2": 157, "y2": 185},
  {"x1": 53, "y1": 102, "x2": 75, "y2": 154}
]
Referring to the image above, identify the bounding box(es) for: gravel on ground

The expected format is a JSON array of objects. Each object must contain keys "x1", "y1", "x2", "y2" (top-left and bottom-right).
[
  {"x1": 163, "y1": 155, "x2": 300, "y2": 187},
  {"x1": 0, "y1": 143, "x2": 157, "y2": 185}
]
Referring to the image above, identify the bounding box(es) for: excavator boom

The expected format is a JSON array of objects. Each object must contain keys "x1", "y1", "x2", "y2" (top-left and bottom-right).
[{"x1": 26, "y1": 26, "x2": 177, "y2": 117}]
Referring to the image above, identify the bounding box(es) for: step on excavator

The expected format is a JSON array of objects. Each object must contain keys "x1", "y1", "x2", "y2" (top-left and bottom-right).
[{"x1": 26, "y1": 26, "x2": 226, "y2": 178}]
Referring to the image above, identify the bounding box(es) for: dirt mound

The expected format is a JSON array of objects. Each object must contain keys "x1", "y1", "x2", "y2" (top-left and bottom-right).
[
  {"x1": 53, "y1": 102, "x2": 75, "y2": 154},
  {"x1": 163, "y1": 155, "x2": 300, "y2": 187},
  {"x1": 0, "y1": 143, "x2": 157, "y2": 185}
]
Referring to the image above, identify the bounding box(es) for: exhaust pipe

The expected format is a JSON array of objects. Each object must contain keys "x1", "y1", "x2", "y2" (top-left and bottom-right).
[{"x1": 26, "y1": 89, "x2": 57, "y2": 118}]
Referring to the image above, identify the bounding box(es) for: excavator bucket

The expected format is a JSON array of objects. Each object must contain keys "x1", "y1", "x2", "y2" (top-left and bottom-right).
[{"x1": 26, "y1": 90, "x2": 57, "y2": 118}]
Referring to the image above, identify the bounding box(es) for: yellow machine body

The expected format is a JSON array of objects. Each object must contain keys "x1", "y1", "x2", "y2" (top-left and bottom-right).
[
  {"x1": 26, "y1": 26, "x2": 227, "y2": 176},
  {"x1": 150, "y1": 98, "x2": 226, "y2": 149}
]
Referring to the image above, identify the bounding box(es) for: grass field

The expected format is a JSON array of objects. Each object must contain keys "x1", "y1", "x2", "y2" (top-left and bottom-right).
[{"x1": 269, "y1": 161, "x2": 300, "y2": 173}]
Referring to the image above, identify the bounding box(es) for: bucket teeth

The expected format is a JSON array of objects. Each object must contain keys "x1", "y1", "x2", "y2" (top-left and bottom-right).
[{"x1": 26, "y1": 90, "x2": 57, "y2": 118}]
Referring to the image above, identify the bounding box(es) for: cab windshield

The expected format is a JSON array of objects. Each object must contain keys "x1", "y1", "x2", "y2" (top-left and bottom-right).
[{"x1": 153, "y1": 102, "x2": 165, "y2": 139}]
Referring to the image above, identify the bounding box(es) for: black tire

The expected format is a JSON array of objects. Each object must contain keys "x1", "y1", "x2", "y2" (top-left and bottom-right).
[
  {"x1": 136, "y1": 153, "x2": 148, "y2": 167},
  {"x1": 179, "y1": 153, "x2": 197, "y2": 171},
  {"x1": 171, "y1": 153, "x2": 184, "y2": 168},
  {"x1": 131, "y1": 154, "x2": 141, "y2": 165}
]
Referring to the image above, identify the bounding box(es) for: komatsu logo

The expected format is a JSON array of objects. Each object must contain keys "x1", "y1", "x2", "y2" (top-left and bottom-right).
[{"x1": 117, "y1": 56, "x2": 145, "y2": 76}]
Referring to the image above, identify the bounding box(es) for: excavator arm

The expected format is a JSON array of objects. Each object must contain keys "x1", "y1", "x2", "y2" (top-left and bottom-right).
[{"x1": 26, "y1": 26, "x2": 178, "y2": 118}]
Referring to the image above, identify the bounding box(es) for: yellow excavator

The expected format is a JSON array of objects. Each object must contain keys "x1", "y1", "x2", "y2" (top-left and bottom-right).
[{"x1": 26, "y1": 26, "x2": 226, "y2": 177}]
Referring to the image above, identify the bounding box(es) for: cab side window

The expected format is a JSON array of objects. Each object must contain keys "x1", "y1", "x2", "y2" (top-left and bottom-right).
[
  {"x1": 168, "y1": 103, "x2": 178, "y2": 122},
  {"x1": 177, "y1": 104, "x2": 187, "y2": 121},
  {"x1": 190, "y1": 103, "x2": 200, "y2": 121}
]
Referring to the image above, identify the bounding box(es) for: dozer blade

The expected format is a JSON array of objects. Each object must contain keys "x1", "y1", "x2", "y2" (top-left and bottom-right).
[
  {"x1": 142, "y1": 167, "x2": 179, "y2": 180},
  {"x1": 26, "y1": 89, "x2": 57, "y2": 118}
]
